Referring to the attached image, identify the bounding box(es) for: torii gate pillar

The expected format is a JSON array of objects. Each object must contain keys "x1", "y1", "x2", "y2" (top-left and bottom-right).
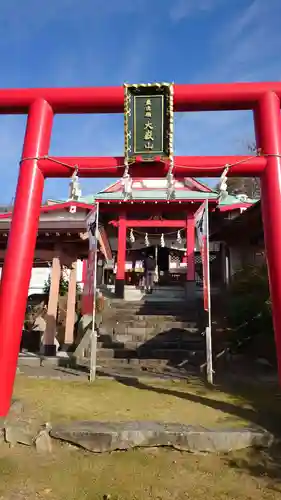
[
  {"x1": 255, "y1": 92, "x2": 281, "y2": 373},
  {"x1": 0, "y1": 99, "x2": 53, "y2": 415}
]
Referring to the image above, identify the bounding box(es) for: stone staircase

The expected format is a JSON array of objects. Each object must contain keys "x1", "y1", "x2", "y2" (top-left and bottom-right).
[
  {"x1": 94, "y1": 294, "x2": 207, "y2": 375},
  {"x1": 102, "y1": 284, "x2": 189, "y2": 302}
]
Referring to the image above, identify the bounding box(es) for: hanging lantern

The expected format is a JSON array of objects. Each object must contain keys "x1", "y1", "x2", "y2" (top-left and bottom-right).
[
  {"x1": 129, "y1": 228, "x2": 135, "y2": 243},
  {"x1": 145, "y1": 233, "x2": 150, "y2": 247},
  {"x1": 160, "y1": 233, "x2": 165, "y2": 247},
  {"x1": 177, "y1": 230, "x2": 182, "y2": 244}
]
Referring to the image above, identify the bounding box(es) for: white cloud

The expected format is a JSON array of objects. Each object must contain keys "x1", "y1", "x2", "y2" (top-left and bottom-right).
[
  {"x1": 175, "y1": 110, "x2": 255, "y2": 157},
  {"x1": 169, "y1": 0, "x2": 222, "y2": 21},
  {"x1": 0, "y1": 0, "x2": 144, "y2": 45},
  {"x1": 219, "y1": 0, "x2": 272, "y2": 44},
  {"x1": 0, "y1": 0, "x2": 154, "y2": 202},
  {"x1": 172, "y1": 0, "x2": 280, "y2": 166},
  {"x1": 177, "y1": 1, "x2": 281, "y2": 97},
  {"x1": 0, "y1": 116, "x2": 27, "y2": 201}
]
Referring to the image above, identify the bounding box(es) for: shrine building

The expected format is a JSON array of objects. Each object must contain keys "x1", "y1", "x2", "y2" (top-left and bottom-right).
[
  {"x1": 0, "y1": 175, "x2": 255, "y2": 297},
  {"x1": 80, "y1": 177, "x2": 256, "y2": 300},
  {"x1": 0, "y1": 175, "x2": 257, "y2": 354}
]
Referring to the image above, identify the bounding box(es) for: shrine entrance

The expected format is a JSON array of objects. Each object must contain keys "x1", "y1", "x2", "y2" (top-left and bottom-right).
[
  {"x1": 157, "y1": 246, "x2": 169, "y2": 274},
  {"x1": 0, "y1": 82, "x2": 281, "y2": 417},
  {"x1": 145, "y1": 245, "x2": 172, "y2": 286}
]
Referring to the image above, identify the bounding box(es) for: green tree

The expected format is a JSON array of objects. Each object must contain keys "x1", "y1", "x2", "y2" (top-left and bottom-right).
[
  {"x1": 224, "y1": 177, "x2": 261, "y2": 199},
  {"x1": 222, "y1": 263, "x2": 275, "y2": 363},
  {"x1": 43, "y1": 273, "x2": 81, "y2": 296},
  {"x1": 43, "y1": 274, "x2": 69, "y2": 296}
]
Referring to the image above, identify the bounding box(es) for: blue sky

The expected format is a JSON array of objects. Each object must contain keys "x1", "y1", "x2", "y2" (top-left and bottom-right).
[{"x1": 0, "y1": 0, "x2": 281, "y2": 203}]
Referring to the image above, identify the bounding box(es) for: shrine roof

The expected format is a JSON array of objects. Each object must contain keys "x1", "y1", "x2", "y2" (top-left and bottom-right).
[
  {"x1": 211, "y1": 200, "x2": 262, "y2": 243},
  {"x1": 80, "y1": 177, "x2": 217, "y2": 203},
  {"x1": 79, "y1": 177, "x2": 257, "y2": 209},
  {"x1": 217, "y1": 193, "x2": 258, "y2": 209},
  {"x1": 0, "y1": 178, "x2": 257, "y2": 217},
  {"x1": 84, "y1": 190, "x2": 218, "y2": 202}
]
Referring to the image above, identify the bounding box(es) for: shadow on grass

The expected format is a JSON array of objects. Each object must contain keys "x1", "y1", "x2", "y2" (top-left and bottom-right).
[
  {"x1": 114, "y1": 376, "x2": 279, "y2": 430},
  {"x1": 113, "y1": 374, "x2": 281, "y2": 487},
  {"x1": 227, "y1": 444, "x2": 281, "y2": 491}
]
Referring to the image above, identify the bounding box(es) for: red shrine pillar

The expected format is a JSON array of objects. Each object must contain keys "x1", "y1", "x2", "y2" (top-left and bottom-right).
[
  {"x1": 185, "y1": 213, "x2": 196, "y2": 297},
  {"x1": 0, "y1": 99, "x2": 53, "y2": 416},
  {"x1": 255, "y1": 92, "x2": 281, "y2": 382},
  {"x1": 115, "y1": 213, "x2": 126, "y2": 298}
]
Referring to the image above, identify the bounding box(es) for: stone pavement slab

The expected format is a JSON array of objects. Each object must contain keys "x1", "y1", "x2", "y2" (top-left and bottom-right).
[{"x1": 50, "y1": 420, "x2": 274, "y2": 453}]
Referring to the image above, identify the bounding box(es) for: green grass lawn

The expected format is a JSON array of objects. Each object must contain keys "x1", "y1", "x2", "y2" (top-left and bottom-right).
[
  {"x1": 12, "y1": 375, "x2": 266, "y2": 428},
  {"x1": 0, "y1": 443, "x2": 281, "y2": 500},
  {"x1": 0, "y1": 375, "x2": 279, "y2": 499}
]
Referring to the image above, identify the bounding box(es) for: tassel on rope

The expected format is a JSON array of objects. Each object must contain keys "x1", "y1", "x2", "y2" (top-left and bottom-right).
[
  {"x1": 129, "y1": 228, "x2": 135, "y2": 243},
  {"x1": 122, "y1": 163, "x2": 133, "y2": 200},
  {"x1": 68, "y1": 165, "x2": 81, "y2": 200},
  {"x1": 218, "y1": 164, "x2": 230, "y2": 201},
  {"x1": 166, "y1": 157, "x2": 176, "y2": 200}
]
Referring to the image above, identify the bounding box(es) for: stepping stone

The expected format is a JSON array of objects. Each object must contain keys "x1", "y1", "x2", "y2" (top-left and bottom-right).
[{"x1": 50, "y1": 421, "x2": 274, "y2": 453}]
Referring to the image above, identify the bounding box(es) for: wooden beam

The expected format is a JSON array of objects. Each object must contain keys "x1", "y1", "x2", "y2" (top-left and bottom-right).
[
  {"x1": 0, "y1": 249, "x2": 55, "y2": 260},
  {"x1": 110, "y1": 219, "x2": 186, "y2": 228}
]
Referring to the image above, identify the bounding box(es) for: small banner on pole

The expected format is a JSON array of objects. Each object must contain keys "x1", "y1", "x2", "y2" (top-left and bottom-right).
[
  {"x1": 195, "y1": 200, "x2": 210, "y2": 312},
  {"x1": 124, "y1": 82, "x2": 174, "y2": 163},
  {"x1": 82, "y1": 203, "x2": 99, "y2": 316},
  {"x1": 195, "y1": 200, "x2": 213, "y2": 384},
  {"x1": 82, "y1": 203, "x2": 99, "y2": 382}
]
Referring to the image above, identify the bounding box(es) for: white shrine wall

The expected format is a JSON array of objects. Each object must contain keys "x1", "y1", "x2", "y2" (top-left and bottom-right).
[{"x1": 0, "y1": 259, "x2": 84, "y2": 296}]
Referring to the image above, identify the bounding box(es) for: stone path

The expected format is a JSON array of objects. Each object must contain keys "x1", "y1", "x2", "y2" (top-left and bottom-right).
[
  {"x1": 17, "y1": 363, "x2": 195, "y2": 382},
  {"x1": 17, "y1": 365, "x2": 89, "y2": 380},
  {"x1": 50, "y1": 420, "x2": 274, "y2": 453},
  {"x1": 17, "y1": 362, "x2": 278, "y2": 386}
]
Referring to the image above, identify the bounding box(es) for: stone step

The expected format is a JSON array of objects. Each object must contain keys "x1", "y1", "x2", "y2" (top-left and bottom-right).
[
  {"x1": 98, "y1": 339, "x2": 205, "y2": 351},
  {"x1": 108, "y1": 332, "x2": 203, "y2": 344},
  {"x1": 111, "y1": 297, "x2": 187, "y2": 304},
  {"x1": 102, "y1": 322, "x2": 200, "y2": 332},
  {"x1": 18, "y1": 354, "x2": 71, "y2": 368},
  {"x1": 95, "y1": 357, "x2": 203, "y2": 370},
  {"x1": 100, "y1": 333, "x2": 202, "y2": 346},
  {"x1": 96, "y1": 365, "x2": 200, "y2": 379},
  {"x1": 135, "y1": 315, "x2": 198, "y2": 323},
  {"x1": 110, "y1": 306, "x2": 195, "y2": 314},
  {"x1": 103, "y1": 320, "x2": 199, "y2": 329},
  {"x1": 106, "y1": 308, "x2": 203, "y2": 318},
  {"x1": 98, "y1": 358, "x2": 170, "y2": 368},
  {"x1": 103, "y1": 319, "x2": 201, "y2": 330},
  {"x1": 111, "y1": 294, "x2": 186, "y2": 303},
  {"x1": 110, "y1": 301, "x2": 197, "y2": 310},
  {"x1": 125, "y1": 326, "x2": 200, "y2": 335},
  {"x1": 110, "y1": 308, "x2": 198, "y2": 314},
  {"x1": 18, "y1": 355, "x2": 203, "y2": 374},
  {"x1": 95, "y1": 358, "x2": 200, "y2": 371},
  {"x1": 97, "y1": 348, "x2": 205, "y2": 361},
  {"x1": 124, "y1": 293, "x2": 187, "y2": 302}
]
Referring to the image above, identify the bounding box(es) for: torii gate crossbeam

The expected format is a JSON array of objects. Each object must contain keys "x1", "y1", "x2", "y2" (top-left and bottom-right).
[{"x1": 0, "y1": 83, "x2": 280, "y2": 416}]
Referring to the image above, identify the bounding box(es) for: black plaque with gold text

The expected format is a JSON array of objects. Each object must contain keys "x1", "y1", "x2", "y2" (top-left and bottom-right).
[{"x1": 124, "y1": 83, "x2": 173, "y2": 163}]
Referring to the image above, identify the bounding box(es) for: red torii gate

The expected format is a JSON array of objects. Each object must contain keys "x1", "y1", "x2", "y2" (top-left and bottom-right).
[{"x1": 0, "y1": 83, "x2": 280, "y2": 416}]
